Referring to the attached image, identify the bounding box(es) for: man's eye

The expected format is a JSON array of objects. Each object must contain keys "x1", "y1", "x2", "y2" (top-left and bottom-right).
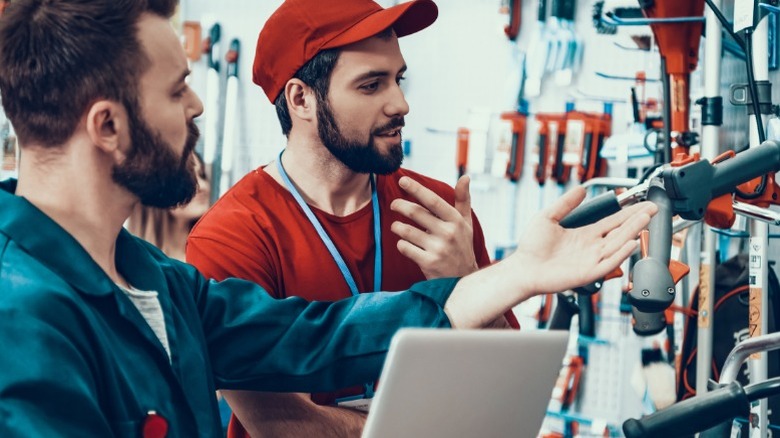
[
  {"x1": 360, "y1": 82, "x2": 379, "y2": 92},
  {"x1": 396, "y1": 76, "x2": 406, "y2": 85}
]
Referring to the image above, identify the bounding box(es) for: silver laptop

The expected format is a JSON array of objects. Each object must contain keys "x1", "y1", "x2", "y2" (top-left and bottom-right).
[{"x1": 362, "y1": 329, "x2": 569, "y2": 438}]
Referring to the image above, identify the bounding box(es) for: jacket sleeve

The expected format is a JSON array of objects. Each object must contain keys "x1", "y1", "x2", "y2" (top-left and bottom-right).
[
  {"x1": 0, "y1": 299, "x2": 111, "y2": 437},
  {"x1": 191, "y1": 270, "x2": 457, "y2": 393}
]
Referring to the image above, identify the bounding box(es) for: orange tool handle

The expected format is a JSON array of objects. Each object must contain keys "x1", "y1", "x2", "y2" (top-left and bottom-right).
[{"x1": 456, "y1": 127, "x2": 469, "y2": 178}]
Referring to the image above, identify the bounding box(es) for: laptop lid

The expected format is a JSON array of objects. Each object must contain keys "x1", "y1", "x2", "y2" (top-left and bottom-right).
[{"x1": 362, "y1": 328, "x2": 569, "y2": 438}]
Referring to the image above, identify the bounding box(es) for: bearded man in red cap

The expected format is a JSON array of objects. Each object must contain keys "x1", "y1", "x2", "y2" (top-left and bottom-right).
[{"x1": 186, "y1": 0, "x2": 519, "y2": 436}]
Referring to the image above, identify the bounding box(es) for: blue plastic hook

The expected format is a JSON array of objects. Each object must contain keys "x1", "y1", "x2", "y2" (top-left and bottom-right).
[
  {"x1": 602, "y1": 12, "x2": 705, "y2": 26},
  {"x1": 595, "y1": 72, "x2": 660, "y2": 82},
  {"x1": 760, "y1": 3, "x2": 780, "y2": 15},
  {"x1": 722, "y1": 38, "x2": 746, "y2": 60}
]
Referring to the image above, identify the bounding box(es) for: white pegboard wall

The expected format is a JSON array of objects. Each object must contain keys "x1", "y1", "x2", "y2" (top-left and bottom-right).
[
  {"x1": 180, "y1": 0, "x2": 664, "y2": 255},
  {"x1": 465, "y1": 0, "x2": 669, "y2": 256},
  {"x1": 714, "y1": 45, "x2": 750, "y2": 152},
  {"x1": 179, "y1": 0, "x2": 780, "y2": 284},
  {"x1": 0, "y1": 103, "x2": 17, "y2": 181},
  {"x1": 580, "y1": 336, "x2": 643, "y2": 423},
  {"x1": 578, "y1": 278, "x2": 645, "y2": 427},
  {"x1": 184, "y1": 0, "x2": 291, "y2": 180}
]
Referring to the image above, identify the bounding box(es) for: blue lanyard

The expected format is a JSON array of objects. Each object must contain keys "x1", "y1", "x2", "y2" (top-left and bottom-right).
[{"x1": 276, "y1": 150, "x2": 382, "y2": 295}]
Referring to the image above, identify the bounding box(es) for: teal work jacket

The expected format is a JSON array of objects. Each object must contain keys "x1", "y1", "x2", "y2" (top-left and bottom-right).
[{"x1": 0, "y1": 180, "x2": 455, "y2": 437}]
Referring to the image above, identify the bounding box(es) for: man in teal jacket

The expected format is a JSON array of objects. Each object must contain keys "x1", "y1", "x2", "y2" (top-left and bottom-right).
[
  {"x1": 0, "y1": 180, "x2": 460, "y2": 436},
  {"x1": 0, "y1": 0, "x2": 654, "y2": 436}
]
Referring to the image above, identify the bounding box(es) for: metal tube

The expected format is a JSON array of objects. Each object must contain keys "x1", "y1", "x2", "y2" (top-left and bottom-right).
[
  {"x1": 719, "y1": 332, "x2": 780, "y2": 384},
  {"x1": 696, "y1": 0, "x2": 723, "y2": 397},
  {"x1": 748, "y1": 16, "x2": 770, "y2": 437},
  {"x1": 673, "y1": 219, "x2": 700, "y2": 234},
  {"x1": 581, "y1": 177, "x2": 639, "y2": 190},
  {"x1": 732, "y1": 201, "x2": 780, "y2": 225},
  {"x1": 748, "y1": 220, "x2": 769, "y2": 437}
]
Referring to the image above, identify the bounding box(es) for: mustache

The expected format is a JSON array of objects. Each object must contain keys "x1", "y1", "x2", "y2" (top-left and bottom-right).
[
  {"x1": 373, "y1": 117, "x2": 405, "y2": 135},
  {"x1": 187, "y1": 121, "x2": 200, "y2": 150},
  {"x1": 182, "y1": 121, "x2": 200, "y2": 159},
  {"x1": 179, "y1": 121, "x2": 200, "y2": 169}
]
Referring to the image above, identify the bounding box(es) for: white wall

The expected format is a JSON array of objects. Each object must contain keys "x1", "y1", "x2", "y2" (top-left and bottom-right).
[
  {"x1": 180, "y1": 0, "x2": 592, "y2": 253},
  {"x1": 183, "y1": 0, "x2": 287, "y2": 174},
  {"x1": 179, "y1": 0, "x2": 766, "y2": 259}
]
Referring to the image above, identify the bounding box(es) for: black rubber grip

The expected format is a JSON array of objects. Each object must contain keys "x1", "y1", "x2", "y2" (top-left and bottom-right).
[
  {"x1": 537, "y1": 0, "x2": 547, "y2": 21},
  {"x1": 622, "y1": 381, "x2": 749, "y2": 437},
  {"x1": 631, "y1": 308, "x2": 666, "y2": 336},
  {"x1": 578, "y1": 295, "x2": 595, "y2": 337},
  {"x1": 559, "y1": 191, "x2": 621, "y2": 228},
  {"x1": 548, "y1": 293, "x2": 578, "y2": 330},
  {"x1": 711, "y1": 140, "x2": 780, "y2": 198}
]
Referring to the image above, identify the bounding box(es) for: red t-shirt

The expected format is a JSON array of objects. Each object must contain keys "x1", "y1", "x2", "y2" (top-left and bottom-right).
[
  {"x1": 188, "y1": 166, "x2": 495, "y2": 299},
  {"x1": 187, "y1": 166, "x2": 517, "y2": 437}
]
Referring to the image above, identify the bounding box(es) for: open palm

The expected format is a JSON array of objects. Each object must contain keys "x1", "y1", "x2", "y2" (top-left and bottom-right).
[{"x1": 511, "y1": 187, "x2": 656, "y2": 296}]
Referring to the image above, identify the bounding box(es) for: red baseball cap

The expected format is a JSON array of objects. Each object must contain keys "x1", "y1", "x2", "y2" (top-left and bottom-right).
[{"x1": 253, "y1": 0, "x2": 438, "y2": 103}]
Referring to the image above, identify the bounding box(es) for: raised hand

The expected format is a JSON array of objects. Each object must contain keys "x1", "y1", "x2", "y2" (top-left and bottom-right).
[
  {"x1": 443, "y1": 186, "x2": 656, "y2": 329},
  {"x1": 390, "y1": 175, "x2": 479, "y2": 278},
  {"x1": 509, "y1": 186, "x2": 656, "y2": 295}
]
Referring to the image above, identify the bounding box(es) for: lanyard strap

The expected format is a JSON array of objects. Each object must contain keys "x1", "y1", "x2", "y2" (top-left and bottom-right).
[{"x1": 276, "y1": 150, "x2": 382, "y2": 295}]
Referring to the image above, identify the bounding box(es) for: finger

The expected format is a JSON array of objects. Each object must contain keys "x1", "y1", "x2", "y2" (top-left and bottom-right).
[
  {"x1": 596, "y1": 239, "x2": 639, "y2": 277},
  {"x1": 391, "y1": 220, "x2": 434, "y2": 250},
  {"x1": 399, "y1": 176, "x2": 461, "y2": 222},
  {"x1": 599, "y1": 212, "x2": 651, "y2": 257},
  {"x1": 590, "y1": 201, "x2": 658, "y2": 236},
  {"x1": 453, "y1": 175, "x2": 473, "y2": 226},
  {"x1": 543, "y1": 186, "x2": 587, "y2": 222},
  {"x1": 390, "y1": 198, "x2": 443, "y2": 232},
  {"x1": 396, "y1": 239, "x2": 435, "y2": 268}
]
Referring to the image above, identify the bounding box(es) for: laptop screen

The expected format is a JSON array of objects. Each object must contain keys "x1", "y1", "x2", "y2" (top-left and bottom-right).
[{"x1": 362, "y1": 329, "x2": 569, "y2": 438}]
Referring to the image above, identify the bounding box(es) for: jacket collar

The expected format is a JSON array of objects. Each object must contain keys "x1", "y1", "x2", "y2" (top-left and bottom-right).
[{"x1": 0, "y1": 179, "x2": 168, "y2": 297}]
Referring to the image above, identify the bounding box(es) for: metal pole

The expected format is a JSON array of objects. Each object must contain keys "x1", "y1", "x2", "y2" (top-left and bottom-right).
[
  {"x1": 747, "y1": 14, "x2": 770, "y2": 438},
  {"x1": 695, "y1": 0, "x2": 723, "y2": 398}
]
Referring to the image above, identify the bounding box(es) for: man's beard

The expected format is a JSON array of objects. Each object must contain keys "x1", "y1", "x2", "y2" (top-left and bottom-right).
[
  {"x1": 317, "y1": 97, "x2": 404, "y2": 175},
  {"x1": 112, "y1": 101, "x2": 200, "y2": 208}
]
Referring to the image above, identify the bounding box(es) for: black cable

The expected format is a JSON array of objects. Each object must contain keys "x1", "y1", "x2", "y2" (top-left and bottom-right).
[
  {"x1": 631, "y1": 87, "x2": 641, "y2": 123},
  {"x1": 660, "y1": 57, "x2": 672, "y2": 164},
  {"x1": 704, "y1": 0, "x2": 746, "y2": 51},
  {"x1": 744, "y1": 29, "x2": 767, "y2": 144},
  {"x1": 638, "y1": 162, "x2": 663, "y2": 183},
  {"x1": 736, "y1": 28, "x2": 768, "y2": 199},
  {"x1": 704, "y1": 0, "x2": 766, "y2": 143}
]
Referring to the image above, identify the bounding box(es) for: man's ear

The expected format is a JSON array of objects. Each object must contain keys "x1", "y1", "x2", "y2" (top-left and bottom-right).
[
  {"x1": 285, "y1": 78, "x2": 317, "y2": 123},
  {"x1": 84, "y1": 100, "x2": 130, "y2": 159}
]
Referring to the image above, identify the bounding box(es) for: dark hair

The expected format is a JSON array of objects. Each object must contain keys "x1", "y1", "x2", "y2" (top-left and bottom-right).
[
  {"x1": 274, "y1": 27, "x2": 395, "y2": 137},
  {"x1": 0, "y1": 0, "x2": 178, "y2": 147},
  {"x1": 274, "y1": 48, "x2": 341, "y2": 137}
]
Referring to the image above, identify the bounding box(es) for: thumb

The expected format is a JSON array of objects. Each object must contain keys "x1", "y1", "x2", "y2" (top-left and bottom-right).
[{"x1": 454, "y1": 175, "x2": 473, "y2": 224}]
